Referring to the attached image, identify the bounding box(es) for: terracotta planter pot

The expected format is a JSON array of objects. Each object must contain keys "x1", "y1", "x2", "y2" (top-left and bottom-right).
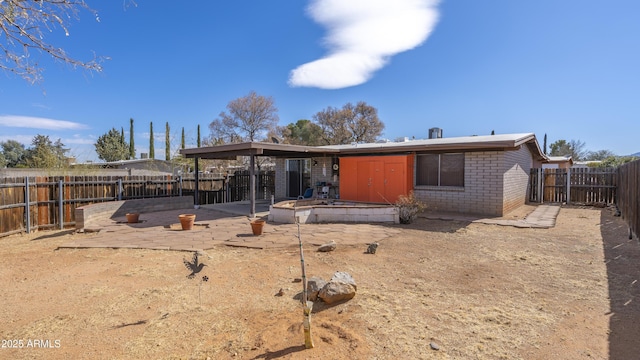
[
  {"x1": 126, "y1": 213, "x2": 140, "y2": 223},
  {"x1": 251, "y1": 219, "x2": 265, "y2": 235},
  {"x1": 179, "y1": 214, "x2": 196, "y2": 230}
]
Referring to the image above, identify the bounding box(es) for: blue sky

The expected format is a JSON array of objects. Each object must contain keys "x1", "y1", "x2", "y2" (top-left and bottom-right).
[{"x1": 1, "y1": 0, "x2": 639, "y2": 162}]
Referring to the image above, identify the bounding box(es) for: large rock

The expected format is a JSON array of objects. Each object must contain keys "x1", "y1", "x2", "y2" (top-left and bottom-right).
[
  {"x1": 318, "y1": 271, "x2": 357, "y2": 304},
  {"x1": 319, "y1": 282, "x2": 356, "y2": 304},
  {"x1": 317, "y1": 240, "x2": 336, "y2": 252},
  {"x1": 306, "y1": 277, "x2": 327, "y2": 301},
  {"x1": 330, "y1": 271, "x2": 357, "y2": 290}
]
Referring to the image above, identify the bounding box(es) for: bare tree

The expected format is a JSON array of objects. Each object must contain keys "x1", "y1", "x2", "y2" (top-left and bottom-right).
[
  {"x1": 209, "y1": 91, "x2": 279, "y2": 143},
  {"x1": 549, "y1": 139, "x2": 588, "y2": 161},
  {"x1": 313, "y1": 102, "x2": 385, "y2": 145},
  {"x1": 0, "y1": 0, "x2": 109, "y2": 83}
]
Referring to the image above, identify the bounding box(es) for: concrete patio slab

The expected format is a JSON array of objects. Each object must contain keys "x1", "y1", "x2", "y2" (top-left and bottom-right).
[{"x1": 59, "y1": 203, "x2": 562, "y2": 252}]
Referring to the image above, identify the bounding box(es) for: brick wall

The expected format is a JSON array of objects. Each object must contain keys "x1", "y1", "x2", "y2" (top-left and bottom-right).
[
  {"x1": 502, "y1": 145, "x2": 533, "y2": 214},
  {"x1": 274, "y1": 158, "x2": 287, "y2": 199},
  {"x1": 414, "y1": 151, "x2": 505, "y2": 216},
  {"x1": 413, "y1": 147, "x2": 534, "y2": 216}
]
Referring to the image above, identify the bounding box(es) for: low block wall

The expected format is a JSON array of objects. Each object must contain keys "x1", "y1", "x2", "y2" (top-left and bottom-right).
[
  {"x1": 75, "y1": 196, "x2": 194, "y2": 229},
  {"x1": 268, "y1": 200, "x2": 399, "y2": 224}
]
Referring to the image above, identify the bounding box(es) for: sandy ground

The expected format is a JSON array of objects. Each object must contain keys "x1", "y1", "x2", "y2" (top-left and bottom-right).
[{"x1": 1, "y1": 205, "x2": 639, "y2": 360}]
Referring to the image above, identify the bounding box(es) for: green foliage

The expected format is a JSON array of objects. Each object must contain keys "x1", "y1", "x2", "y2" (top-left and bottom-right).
[
  {"x1": 584, "y1": 149, "x2": 616, "y2": 161},
  {"x1": 165, "y1": 122, "x2": 170, "y2": 161},
  {"x1": 94, "y1": 128, "x2": 130, "y2": 162},
  {"x1": 0, "y1": 151, "x2": 6, "y2": 168},
  {"x1": 129, "y1": 118, "x2": 135, "y2": 159},
  {"x1": 282, "y1": 119, "x2": 324, "y2": 145},
  {"x1": 395, "y1": 192, "x2": 425, "y2": 224},
  {"x1": 593, "y1": 156, "x2": 638, "y2": 168},
  {"x1": 543, "y1": 134, "x2": 547, "y2": 155},
  {"x1": 1, "y1": 140, "x2": 26, "y2": 167},
  {"x1": 549, "y1": 139, "x2": 587, "y2": 161},
  {"x1": 24, "y1": 135, "x2": 68, "y2": 168},
  {"x1": 197, "y1": 124, "x2": 201, "y2": 147},
  {"x1": 181, "y1": 127, "x2": 185, "y2": 149},
  {"x1": 149, "y1": 121, "x2": 155, "y2": 159}
]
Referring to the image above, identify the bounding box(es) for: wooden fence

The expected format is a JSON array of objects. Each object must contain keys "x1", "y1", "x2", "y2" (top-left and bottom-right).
[
  {"x1": 0, "y1": 171, "x2": 275, "y2": 237},
  {"x1": 617, "y1": 160, "x2": 639, "y2": 240},
  {"x1": 529, "y1": 167, "x2": 617, "y2": 204}
]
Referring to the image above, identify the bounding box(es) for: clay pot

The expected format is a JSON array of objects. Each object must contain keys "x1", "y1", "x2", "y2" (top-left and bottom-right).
[
  {"x1": 250, "y1": 219, "x2": 265, "y2": 235},
  {"x1": 126, "y1": 213, "x2": 140, "y2": 223},
  {"x1": 179, "y1": 214, "x2": 196, "y2": 230}
]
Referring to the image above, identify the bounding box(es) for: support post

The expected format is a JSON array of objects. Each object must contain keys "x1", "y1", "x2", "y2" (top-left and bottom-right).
[
  {"x1": 194, "y1": 157, "x2": 200, "y2": 207},
  {"x1": 117, "y1": 178, "x2": 123, "y2": 201},
  {"x1": 250, "y1": 153, "x2": 256, "y2": 218},
  {"x1": 58, "y1": 179, "x2": 64, "y2": 230}
]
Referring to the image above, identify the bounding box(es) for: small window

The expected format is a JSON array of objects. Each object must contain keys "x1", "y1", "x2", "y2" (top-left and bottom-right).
[{"x1": 416, "y1": 153, "x2": 464, "y2": 187}]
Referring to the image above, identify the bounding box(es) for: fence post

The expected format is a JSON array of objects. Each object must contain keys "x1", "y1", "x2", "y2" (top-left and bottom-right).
[
  {"x1": 539, "y1": 169, "x2": 544, "y2": 203},
  {"x1": 59, "y1": 179, "x2": 64, "y2": 230},
  {"x1": 566, "y1": 168, "x2": 571, "y2": 205},
  {"x1": 24, "y1": 177, "x2": 31, "y2": 234},
  {"x1": 117, "y1": 178, "x2": 123, "y2": 201}
]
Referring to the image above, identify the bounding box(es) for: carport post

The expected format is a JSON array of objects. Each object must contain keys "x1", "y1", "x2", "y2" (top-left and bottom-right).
[{"x1": 250, "y1": 153, "x2": 256, "y2": 218}]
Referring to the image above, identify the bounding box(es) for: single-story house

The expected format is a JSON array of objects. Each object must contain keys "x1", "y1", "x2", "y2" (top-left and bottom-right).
[
  {"x1": 542, "y1": 156, "x2": 573, "y2": 169},
  {"x1": 180, "y1": 133, "x2": 548, "y2": 217}
]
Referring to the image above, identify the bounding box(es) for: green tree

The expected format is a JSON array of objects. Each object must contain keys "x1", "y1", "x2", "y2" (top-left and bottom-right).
[
  {"x1": 165, "y1": 122, "x2": 170, "y2": 161},
  {"x1": 281, "y1": 119, "x2": 324, "y2": 145},
  {"x1": 149, "y1": 121, "x2": 155, "y2": 159},
  {"x1": 585, "y1": 149, "x2": 616, "y2": 161},
  {"x1": 313, "y1": 101, "x2": 385, "y2": 145},
  {"x1": 1, "y1": 140, "x2": 27, "y2": 167},
  {"x1": 0, "y1": 0, "x2": 104, "y2": 83},
  {"x1": 209, "y1": 91, "x2": 279, "y2": 143},
  {"x1": 181, "y1": 127, "x2": 185, "y2": 149},
  {"x1": 129, "y1": 118, "x2": 135, "y2": 159},
  {"x1": 549, "y1": 139, "x2": 588, "y2": 161},
  {"x1": 24, "y1": 135, "x2": 68, "y2": 168},
  {"x1": 596, "y1": 156, "x2": 638, "y2": 168},
  {"x1": 543, "y1": 134, "x2": 547, "y2": 155},
  {"x1": 0, "y1": 151, "x2": 6, "y2": 168},
  {"x1": 197, "y1": 124, "x2": 201, "y2": 147},
  {"x1": 95, "y1": 128, "x2": 130, "y2": 162}
]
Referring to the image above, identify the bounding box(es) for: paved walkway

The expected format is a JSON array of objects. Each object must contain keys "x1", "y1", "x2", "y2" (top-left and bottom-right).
[
  {"x1": 423, "y1": 204, "x2": 561, "y2": 228},
  {"x1": 59, "y1": 202, "x2": 561, "y2": 252}
]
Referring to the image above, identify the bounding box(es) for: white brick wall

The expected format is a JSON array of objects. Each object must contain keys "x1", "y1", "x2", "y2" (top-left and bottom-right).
[
  {"x1": 414, "y1": 151, "x2": 504, "y2": 216},
  {"x1": 502, "y1": 145, "x2": 533, "y2": 214}
]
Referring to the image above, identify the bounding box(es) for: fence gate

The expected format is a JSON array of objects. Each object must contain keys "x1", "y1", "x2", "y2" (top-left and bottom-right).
[{"x1": 529, "y1": 168, "x2": 617, "y2": 204}]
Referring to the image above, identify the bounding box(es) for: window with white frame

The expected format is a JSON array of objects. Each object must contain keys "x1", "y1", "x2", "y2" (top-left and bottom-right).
[{"x1": 415, "y1": 153, "x2": 464, "y2": 187}]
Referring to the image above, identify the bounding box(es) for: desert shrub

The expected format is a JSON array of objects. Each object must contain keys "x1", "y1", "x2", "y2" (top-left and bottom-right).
[{"x1": 395, "y1": 192, "x2": 425, "y2": 224}]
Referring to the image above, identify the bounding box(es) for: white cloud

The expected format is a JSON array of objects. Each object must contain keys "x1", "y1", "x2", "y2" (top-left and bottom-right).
[
  {"x1": 0, "y1": 115, "x2": 89, "y2": 130},
  {"x1": 289, "y1": 0, "x2": 440, "y2": 89}
]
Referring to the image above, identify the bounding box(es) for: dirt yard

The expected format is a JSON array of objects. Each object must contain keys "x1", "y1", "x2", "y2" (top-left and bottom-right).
[{"x1": 1, "y1": 205, "x2": 639, "y2": 359}]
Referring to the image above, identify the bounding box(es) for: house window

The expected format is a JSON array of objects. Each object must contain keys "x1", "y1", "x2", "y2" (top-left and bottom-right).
[{"x1": 416, "y1": 153, "x2": 464, "y2": 187}]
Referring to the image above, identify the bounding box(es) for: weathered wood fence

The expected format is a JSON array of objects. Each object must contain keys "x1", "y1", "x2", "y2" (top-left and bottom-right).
[
  {"x1": 529, "y1": 167, "x2": 617, "y2": 204},
  {"x1": 0, "y1": 171, "x2": 275, "y2": 237},
  {"x1": 617, "y1": 160, "x2": 639, "y2": 240}
]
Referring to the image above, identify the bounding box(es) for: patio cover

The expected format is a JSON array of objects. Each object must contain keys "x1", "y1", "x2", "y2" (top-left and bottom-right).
[{"x1": 179, "y1": 142, "x2": 339, "y2": 218}]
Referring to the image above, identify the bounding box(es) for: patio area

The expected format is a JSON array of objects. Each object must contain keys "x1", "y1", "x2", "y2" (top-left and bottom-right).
[{"x1": 59, "y1": 201, "x2": 561, "y2": 252}]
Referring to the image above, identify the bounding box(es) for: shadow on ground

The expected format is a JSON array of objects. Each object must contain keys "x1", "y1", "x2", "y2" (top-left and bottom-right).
[{"x1": 601, "y1": 210, "x2": 640, "y2": 360}]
